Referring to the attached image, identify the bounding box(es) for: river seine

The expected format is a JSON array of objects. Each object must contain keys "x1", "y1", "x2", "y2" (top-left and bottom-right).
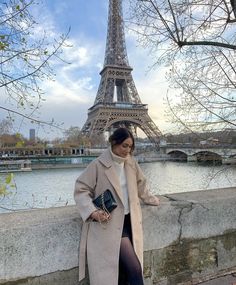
[{"x1": 0, "y1": 161, "x2": 236, "y2": 213}]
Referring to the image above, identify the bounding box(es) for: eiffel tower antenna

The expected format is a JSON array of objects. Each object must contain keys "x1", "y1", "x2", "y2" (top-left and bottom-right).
[{"x1": 81, "y1": 0, "x2": 162, "y2": 146}]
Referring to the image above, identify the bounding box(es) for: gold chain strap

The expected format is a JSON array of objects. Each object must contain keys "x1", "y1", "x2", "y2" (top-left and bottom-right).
[
  {"x1": 101, "y1": 192, "x2": 109, "y2": 215},
  {"x1": 89, "y1": 192, "x2": 110, "y2": 229}
]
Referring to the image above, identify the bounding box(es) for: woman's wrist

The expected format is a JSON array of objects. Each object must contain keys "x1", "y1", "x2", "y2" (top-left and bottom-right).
[
  {"x1": 90, "y1": 210, "x2": 99, "y2": 220},
  {"x1": 90, "y1": 209, "x2": 110, "y2": 222}
]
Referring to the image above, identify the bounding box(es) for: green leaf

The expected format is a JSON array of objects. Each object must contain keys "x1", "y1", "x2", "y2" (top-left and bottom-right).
[
  {"x1": 0, "y1": 42, "x2": 7, "y2": 50},
  {"x1": 0, "y1": 185, "x2": 7, "y2": 196},
  {"x1": 5, "y1": 173, "x2": 13, "y2": 184},
  {"x1": 16, "y1": 141, "x2": 24, "y2": 147}
]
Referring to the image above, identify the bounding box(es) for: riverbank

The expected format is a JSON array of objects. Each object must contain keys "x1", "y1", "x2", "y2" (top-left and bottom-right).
[
  {"x1": 0, "y1": 155, "x2": 97, "y2": 172},
  {"x1": 0, "y1": 154, "x2": 166, "y2": 172},
  {"x1": 1, "y1": 148, "x2": 235, "y2": 172}
]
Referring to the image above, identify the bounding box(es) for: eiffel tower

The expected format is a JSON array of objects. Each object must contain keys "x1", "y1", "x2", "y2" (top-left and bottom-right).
[{"x1": 81, "y1": 0, "x2": 162, "y2": 146}]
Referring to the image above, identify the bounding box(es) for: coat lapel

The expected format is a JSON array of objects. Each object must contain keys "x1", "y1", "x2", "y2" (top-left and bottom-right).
[
  {"x1": 105, "y1": 167, "x2": 124, "y2": 204},
  {"x1": 125, "y1": 158, "x2": 137, "y2": 201},
  {"x1": 98, "y1": 149, "x2": 124, "y2": 204}
]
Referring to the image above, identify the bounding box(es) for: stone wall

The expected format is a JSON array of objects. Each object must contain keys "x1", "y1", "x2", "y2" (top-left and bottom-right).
[
  {"x1": 0, "y1": 187, "x2": 236, "y2": 285},
  {"x1": 143, "y1": 188, "x2": 236, "y2": 284}
]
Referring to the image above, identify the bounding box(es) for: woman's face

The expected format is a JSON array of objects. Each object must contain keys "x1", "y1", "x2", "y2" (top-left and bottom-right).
[{"x1": 112, "y1": 137, "x2": 133, "y2": 158}]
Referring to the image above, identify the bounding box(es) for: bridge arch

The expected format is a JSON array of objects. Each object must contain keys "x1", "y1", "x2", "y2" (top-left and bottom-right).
[
  {"x1": 107, "y1": 118, "x2": 142, "y2": 128},
  {"x1": 167, "y1": 150, "x2": 188, "y2": 161},
  {"x1": 191, "y1": 151, "x2": 222, "y2": 164}
]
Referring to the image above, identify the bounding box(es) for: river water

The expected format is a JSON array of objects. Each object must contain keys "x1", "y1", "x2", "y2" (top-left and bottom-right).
[{"x1": 0, "y1": 161, "x2": 236, "y2": 213}]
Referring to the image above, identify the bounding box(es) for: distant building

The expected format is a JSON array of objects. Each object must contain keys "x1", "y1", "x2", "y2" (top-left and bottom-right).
[
  {"x1": 199, "y1": 137, "x2": 219, "y2": 146},
  {"x1": 29, "y1": 129, "x2": 36, "y2": 141}
]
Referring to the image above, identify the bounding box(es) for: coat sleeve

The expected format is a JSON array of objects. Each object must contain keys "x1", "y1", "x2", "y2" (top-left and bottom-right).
[
  {"x1": 74, "y1": 161, "x2": 98, "y2": 222},
  {"x1": 134, "y1": 160, "x2": 160, "y2": 206}
]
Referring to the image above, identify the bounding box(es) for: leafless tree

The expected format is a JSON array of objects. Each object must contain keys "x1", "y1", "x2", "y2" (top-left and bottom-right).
[
  {"x1": 0, "y1": 0, "x2": 69, "y2": 129},
  {"x1": 128, "y1": 0, "x2": 236, "y2": 133},
  {"x1": 0, "y1": 119, "x2": 13, "y2": 134},
  {"x1": 63, "y1": 126, "x2": 90, "y2": 146}
]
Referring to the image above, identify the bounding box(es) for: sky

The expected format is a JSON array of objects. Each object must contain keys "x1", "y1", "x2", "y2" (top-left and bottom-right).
[{"x1": 1, "y1": 0, "x2": 174, "y2": 140}]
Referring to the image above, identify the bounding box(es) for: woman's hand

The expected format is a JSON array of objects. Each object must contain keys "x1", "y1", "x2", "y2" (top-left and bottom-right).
[
  {"x1": 153, "y1": 196, "x2": 160, "y2": 206},
  {"x1": 90, "y1": 210, "x2": 110, "y2": 223},
  {"x1": 146, "y1": 195, "x2": 160, "y2": 206}
]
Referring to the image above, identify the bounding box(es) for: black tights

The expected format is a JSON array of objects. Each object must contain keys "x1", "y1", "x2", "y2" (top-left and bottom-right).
[{"x1": 118, "y1": 237, "x2": 144, "y2": 285}]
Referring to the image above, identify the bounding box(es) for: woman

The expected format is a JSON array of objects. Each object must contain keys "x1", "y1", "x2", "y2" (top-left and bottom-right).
[{"x1": 74, "y1": 127, "x2": 159, "y2": 285}]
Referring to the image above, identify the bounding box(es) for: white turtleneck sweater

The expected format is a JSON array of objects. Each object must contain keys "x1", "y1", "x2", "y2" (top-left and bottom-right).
[{"x1": 110, "y1": 148, "x2": 130, "y2": 215}]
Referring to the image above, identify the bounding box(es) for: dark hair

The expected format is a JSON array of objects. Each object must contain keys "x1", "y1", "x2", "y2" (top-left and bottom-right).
[{"x1": 109, "y1": 128, "x2": 135, "y2": 152}]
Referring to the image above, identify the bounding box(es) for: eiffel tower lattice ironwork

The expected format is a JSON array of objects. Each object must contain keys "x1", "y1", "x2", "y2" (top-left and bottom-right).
[{"x1": 81, "y1": 0, "x2": 162, "y2": 146}]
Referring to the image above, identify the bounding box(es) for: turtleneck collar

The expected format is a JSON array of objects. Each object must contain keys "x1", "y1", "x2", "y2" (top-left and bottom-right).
[{"x1": 109, "y1": 147, "x2": 128, "y2": 164}]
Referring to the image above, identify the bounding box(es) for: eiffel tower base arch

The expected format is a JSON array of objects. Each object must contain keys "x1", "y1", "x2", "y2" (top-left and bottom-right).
[{"x1": 82, "y1": 104, "x2": 161, "y2": 148}]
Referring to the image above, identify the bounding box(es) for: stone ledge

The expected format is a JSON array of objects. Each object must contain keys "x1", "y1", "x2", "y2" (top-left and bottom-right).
[{"x1": 0, "y1": 187, "x2": 236, "y2": 284}]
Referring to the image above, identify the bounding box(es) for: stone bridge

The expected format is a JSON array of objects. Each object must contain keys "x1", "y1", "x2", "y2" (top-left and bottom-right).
[{"x1": 160, "y1": 145, "x2": 236, "y2": 164}]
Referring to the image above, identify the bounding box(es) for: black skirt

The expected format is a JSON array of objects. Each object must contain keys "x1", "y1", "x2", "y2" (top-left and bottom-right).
[{"x1": 122, "y1": 213, "x2": 132, "y2": 239}]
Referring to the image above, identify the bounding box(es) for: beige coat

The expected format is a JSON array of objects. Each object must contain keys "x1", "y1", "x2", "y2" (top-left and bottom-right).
[{"x1": 74, "y1": 149, "x2": 159, "y2": 285}]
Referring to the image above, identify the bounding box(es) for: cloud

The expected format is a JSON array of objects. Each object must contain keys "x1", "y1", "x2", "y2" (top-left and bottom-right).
[
  {"x1": 122, "y1": 31, "x2": 175, "y2": 133},
  {"x1": 43, "y1": 78, "x2": 93, "y2": 103},
  {"x1": 62, "y1": 46, "x2": 90, "y2": 69},
  {"x1": 30, "y1": 2, "x2": 58, "y2": 39},
  {"x1": 0, "y1": 1, "x2": 176, "y2": 140},
  {"x1": 26, "y1": 6, "x2": 106, "y2": 137},
  {"x1": 134, "y1": 69, "x2": 171, "y2": 132},
  {"x1": 0, "y1": 2, "x2": 100, "y2": 138},
  {"x1": 57, "y1": 37, "x2": 104, "y2": 76},
  {"x1": 38, "y1": 35, "x2": 104, "y2": 112}
]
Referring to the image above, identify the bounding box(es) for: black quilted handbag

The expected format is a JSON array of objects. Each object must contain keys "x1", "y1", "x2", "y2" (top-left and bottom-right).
[{"x1": 93, "y1": 189, "x2": 117, "y2": 213}]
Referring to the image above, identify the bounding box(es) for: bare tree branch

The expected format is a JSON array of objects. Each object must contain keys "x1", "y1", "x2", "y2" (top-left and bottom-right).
[
  {"x1": 0, "y1": 0, "x2": 70, "y2": 130},
  {"x1": 177, "y1": 40, "x2": 236, "y2": 50},
  {"x1": 128, "y1": 0, "x2": 236, "y2": 131},
  {"x1": 0, "y1": 106, "x2": 64, "y2": 130}
]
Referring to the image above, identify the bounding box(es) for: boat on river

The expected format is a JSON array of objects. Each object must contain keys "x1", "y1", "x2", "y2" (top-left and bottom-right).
[{"x1": 0, "y1": 159, "x2": 32, "y2": 172}]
